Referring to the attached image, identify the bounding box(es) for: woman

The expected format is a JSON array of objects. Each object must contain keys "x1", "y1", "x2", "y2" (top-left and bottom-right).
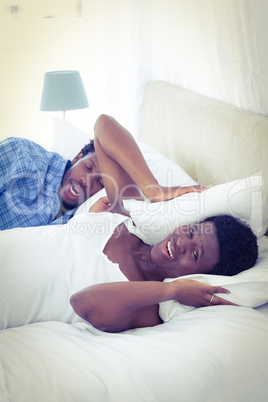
[{"x1": 69, "y1": 115, "x2": 258, "y2": 333}]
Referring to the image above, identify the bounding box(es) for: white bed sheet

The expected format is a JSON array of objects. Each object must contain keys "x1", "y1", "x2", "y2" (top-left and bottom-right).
[{"x1": 0, "y1": 306, "x2": 267, "y2": 402}]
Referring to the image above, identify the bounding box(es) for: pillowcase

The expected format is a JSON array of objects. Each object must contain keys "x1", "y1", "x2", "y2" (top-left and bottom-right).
[
  {"x1": 123, "y1": 175, "x2": 267, "y2": 242},
  {"x1": 136, "y1": 142, "x2": 196, "y2": 187},
  {"x1": 159, "y1": 234, "x2": 268, "y2": 322},
  {"x1": 51, "y1": 118, "x2": 92, "y2": 160}
]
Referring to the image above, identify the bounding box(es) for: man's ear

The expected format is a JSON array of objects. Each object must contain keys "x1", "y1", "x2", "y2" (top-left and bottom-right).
[{"x1": 71, "y1": 152, "x2": 83, "y2": 165}]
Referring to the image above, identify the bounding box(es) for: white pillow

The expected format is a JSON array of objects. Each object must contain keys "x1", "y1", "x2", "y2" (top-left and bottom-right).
[
  {"x1": 51, "y1": 118, "x2": 92, "y2": 160},
  {"x1": 137, "y1": 142, "x2": 196, "y2": 187},
  {"x1": 123, "y1": 175, "x2": 267, "y2": 242},
  {"x1": 159, "y1": 235, "x2": 268, "y2": 322}
]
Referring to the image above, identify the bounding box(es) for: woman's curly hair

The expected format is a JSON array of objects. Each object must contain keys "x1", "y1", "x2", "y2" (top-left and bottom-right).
[{"x1": 204, "y1": 215, "x2": 258, "y2": 276}]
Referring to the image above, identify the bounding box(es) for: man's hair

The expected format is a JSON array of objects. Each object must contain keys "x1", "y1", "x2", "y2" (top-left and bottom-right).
[
  {"x1": 204, "y1": 215, "x2": 258, "y2": 276},
  {"x1": 80, "y1": 139, "x2": 95, "y2": 157}
]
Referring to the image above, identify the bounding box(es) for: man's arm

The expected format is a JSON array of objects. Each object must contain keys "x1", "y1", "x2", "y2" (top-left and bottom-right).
[{"x1": 70, "y1": 280, "x2": 234, "y2": 333}]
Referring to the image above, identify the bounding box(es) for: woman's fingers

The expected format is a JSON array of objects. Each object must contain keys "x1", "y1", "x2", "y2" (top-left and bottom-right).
[
  {"x1": 208, "y1": 286, "x2": 238, "y2": 306},
  {"x1": 191, "y1": 185, "x2": 207, "y2": 193},
  {"x1": 179, "y1": 185, "x2": 207, "y2": 195},
  {"x1": 213, "y1": 286, "x2": 231, "y2": 294},
  {"x1": 173, "y1": 279, "x2": 238, "y2": 308},
  {"x1": 209, "y1": 295, "x2": 238, "y2": 306},
  {"x1": 89, "y1": 196, "x2": 111, "y2": 213}
]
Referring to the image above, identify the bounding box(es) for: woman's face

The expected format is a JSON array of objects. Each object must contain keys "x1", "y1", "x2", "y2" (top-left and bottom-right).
[
  {"x1": 150, "y1": 222, "x2": 219, "y2": 278},
  {"x1": 59, "y1": 153, "x2": 104, "y2": 209}
]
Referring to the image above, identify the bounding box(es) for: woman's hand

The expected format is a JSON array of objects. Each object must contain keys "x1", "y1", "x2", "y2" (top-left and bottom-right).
[
  {"x1": 147, "y1": 184, "x2": 207, "y2": 203},
  {"x1": 89, "y1": 196, "x2": 112, "y2": 213},
  {"x1": 89, "y1": 196, "x2": 131, "y2": 217},
  {"x1": 171, "y1": 278, "x2": 237, "y2": 307},
  {"x1": 172, "y1": 185, "x2": 207, "y2": 197}
]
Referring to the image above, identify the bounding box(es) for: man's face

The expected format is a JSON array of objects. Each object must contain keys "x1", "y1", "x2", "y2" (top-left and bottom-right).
[{"x1": 59, "y1": 153, "x2": 104, "y2": 209}]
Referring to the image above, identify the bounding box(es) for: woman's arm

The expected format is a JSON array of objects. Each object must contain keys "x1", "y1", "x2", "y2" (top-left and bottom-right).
[
  {"x1": 94, "y1": 115, "x2": 205, "y2": 213},
  {"x1": 70, "y1": 279, "x2": 235, "y2": 333}
]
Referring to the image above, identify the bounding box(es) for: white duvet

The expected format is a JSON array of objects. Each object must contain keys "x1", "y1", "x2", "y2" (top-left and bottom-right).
[
  {"x1": 0, "y1": 212, "x2": 130, "y2": 329},
  {"x1": 0, "y1": 306, "x2": 268, "y2": 402}
]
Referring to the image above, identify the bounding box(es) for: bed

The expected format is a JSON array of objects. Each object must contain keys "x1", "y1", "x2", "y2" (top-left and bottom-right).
[{"x1": 1, "y1": 81, "x2": 268, "y2": 402}]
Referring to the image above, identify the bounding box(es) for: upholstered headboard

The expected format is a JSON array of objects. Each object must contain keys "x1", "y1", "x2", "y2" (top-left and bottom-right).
[{"x1": 139, "y1": 81, "x2": 268, "y2": 199}]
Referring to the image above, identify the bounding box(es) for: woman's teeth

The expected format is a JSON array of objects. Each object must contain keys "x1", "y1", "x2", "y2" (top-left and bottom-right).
[
  {"x1": 70, "y1": 184, "x2": 79, "y2": 196},
  {"x1": 167, "y1": 240, "x2": 174, "y2": 259}
]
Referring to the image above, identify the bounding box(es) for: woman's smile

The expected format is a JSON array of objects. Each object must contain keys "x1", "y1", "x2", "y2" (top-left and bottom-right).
[
  {"x1": 162, "y1": 239, "x2": 175, "y2": 260},
  {"x1": 150, "y1": 222, "x2": 220, "y2": 279},
  {"x1": 166, "y1": 240, "x2": 174, "y2": 259}
]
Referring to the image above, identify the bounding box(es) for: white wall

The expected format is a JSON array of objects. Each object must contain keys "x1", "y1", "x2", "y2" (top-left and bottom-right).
[
  {"x1": 0, "y1": 0, "x2": 90, "y2": 148},
  {"x1": 1, "y1": 0, "x2": 267, "y2": 148}
]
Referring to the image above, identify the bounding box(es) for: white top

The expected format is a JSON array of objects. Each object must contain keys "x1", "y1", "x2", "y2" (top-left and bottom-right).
[{"x1": 0, "y1": 212, "x2": 131, "y2": 329}]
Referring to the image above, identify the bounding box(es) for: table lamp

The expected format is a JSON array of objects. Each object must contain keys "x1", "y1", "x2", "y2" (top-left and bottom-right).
[{"x1": 40, "y1": 70, "x2": 89, "y2": 118}]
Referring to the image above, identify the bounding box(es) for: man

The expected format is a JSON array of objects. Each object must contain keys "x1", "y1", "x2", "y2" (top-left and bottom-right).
[
  {"x1": 0, "y1": 136, "x2": 102, "y2": 230},
  {"x1": 0, "y1": 115, "x2": 203, "y2": 230}
]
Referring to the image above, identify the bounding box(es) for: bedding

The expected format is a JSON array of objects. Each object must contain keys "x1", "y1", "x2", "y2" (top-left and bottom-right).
[
  {"x1": 123, "y1": 175, "x2": 267, "y2": 243},
  {"x1": 1, "y1": 81, "x2": 268, "y2": 401},
  {"x1": 1, "y1": 308, "x2": 268, "y2": 402},
  {"x1": 0, "y1": 212, "x2": 129, "y2": 330}
]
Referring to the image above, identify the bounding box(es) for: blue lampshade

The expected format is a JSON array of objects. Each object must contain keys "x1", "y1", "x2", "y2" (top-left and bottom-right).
[{"x1": 40, "y1": 70, "x2": 89, "y2": 115}]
